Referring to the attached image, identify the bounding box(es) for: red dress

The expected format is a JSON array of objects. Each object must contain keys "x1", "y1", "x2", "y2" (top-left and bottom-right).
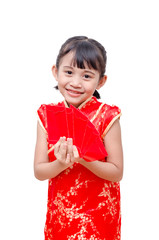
[{"x1": 37, "y1": 96, "x2": 122, "y2": 240}]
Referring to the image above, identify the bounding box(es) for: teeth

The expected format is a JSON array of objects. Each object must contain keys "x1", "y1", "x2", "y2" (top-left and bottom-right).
[{"x1": 68, "y1": 90, "x2": 81, "y2": 94}]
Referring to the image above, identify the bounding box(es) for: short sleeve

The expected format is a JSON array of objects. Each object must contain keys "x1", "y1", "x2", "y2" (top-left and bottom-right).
[
  {"x1": 37, "y1": 104, "x2": 47, "y2": 133},
  {"x1": 101, "y1": 105, "x2": 121, "y2": 138}
]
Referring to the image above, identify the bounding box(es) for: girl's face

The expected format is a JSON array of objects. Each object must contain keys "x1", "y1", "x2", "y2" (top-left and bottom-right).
[{"x1": 52, "y1": 52, "x2": 107, "y2": 108}]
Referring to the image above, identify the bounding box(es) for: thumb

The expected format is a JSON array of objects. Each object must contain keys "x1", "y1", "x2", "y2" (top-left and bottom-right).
[
  {"x1": 54, "y1": 141, "x2": 60, "y2": 155},
  {"x1": 73, "y1": 145, "x2": 79, "y2": 158}
]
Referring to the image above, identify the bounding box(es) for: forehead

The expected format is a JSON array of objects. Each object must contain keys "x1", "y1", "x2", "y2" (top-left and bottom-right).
[{"x1": 59, "y1": 52, "x2": 76, "y2": 66}]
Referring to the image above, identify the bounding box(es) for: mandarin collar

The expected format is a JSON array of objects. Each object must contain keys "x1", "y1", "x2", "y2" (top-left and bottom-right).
[{"x1": 63, "y1": 96, "x2": 96, "y2": 110}]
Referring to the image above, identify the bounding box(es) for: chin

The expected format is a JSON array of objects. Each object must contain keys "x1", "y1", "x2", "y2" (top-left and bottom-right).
[
  {"x1": 68, "y1": 101, "x2": 82, "y2": 108},
  {"x1": 64, "y1": 96, "x2": 83, "y2": 107}
]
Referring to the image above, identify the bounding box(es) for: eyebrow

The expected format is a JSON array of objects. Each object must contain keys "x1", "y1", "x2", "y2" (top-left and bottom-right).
[
  {"x1": 63, "y1": 66, "x2": 96, "y2": 75},
  {"x1": 63, "y1": 66, "x2": 74, "y2": 69}
]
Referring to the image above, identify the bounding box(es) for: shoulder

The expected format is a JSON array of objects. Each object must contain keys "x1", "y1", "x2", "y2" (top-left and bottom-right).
[
  {"x1": 102, "y1": 103, "x2": 121, "y2": 116},
  {"x1": 98, "y1": 100, "x2": 122, "y2": 138},
  {"x1": 37, "y1": 101, "x2": 64, "y2": 132},
  {"x1": 91, "y1": 97, "x2": 121, "y2": 113},
  {"x1": 93, "y1": 97, "x2": 121, "y2": 118},
  {"x1": 37, "y1": 101, "x2": 64, "y2": 112}
]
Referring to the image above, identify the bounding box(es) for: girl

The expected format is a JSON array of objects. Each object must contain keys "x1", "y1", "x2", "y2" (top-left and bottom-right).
[{"x1": 34, "y1": 36, "x2": 123, "y2": 240}]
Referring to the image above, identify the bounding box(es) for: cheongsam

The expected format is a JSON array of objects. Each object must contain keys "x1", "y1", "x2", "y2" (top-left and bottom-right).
[{"x1": 37, "y1": 96, "x2": 122, "y2": 240}]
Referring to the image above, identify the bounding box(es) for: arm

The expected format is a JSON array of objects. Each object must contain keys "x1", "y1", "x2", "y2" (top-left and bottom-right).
[
  {"x1": 34, "y1": 122, "x2": 75, "y2": 181},
  {"x1": 78, "y1": 119, "x2": 123, "y2": 182}
]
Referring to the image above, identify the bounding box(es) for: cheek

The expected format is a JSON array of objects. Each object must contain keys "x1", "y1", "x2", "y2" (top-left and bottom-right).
[
  {"x1": 84, "y1": 81, "x2": 99, "y2": 91},
  {"x1": 57, "y1": 74, "x2": 67, "y2": 86}
]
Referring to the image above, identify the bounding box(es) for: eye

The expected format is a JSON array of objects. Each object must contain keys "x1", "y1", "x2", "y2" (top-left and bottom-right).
[
  {"x1": 84, "y1": 74, "x2": 90, "y2": 79},
  {"x1": 66, "y1": 71, "x2": 72, "y2": 75}
]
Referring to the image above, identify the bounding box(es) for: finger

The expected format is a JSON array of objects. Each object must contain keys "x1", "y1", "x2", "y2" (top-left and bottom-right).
[
  {"x1": 59, "y1": 136, "x2": 66, "y2": 143},
  {"x1": 66, "y1": 153, "x2": 71, "y2": 164},
  {"x1": 54, "y1": 137, "x2": 65, "y2": 156},
  {"x1": 73, "y1": 145, "x2": 79, "y2": 159},
  {"x1": 67, "y1": 138, "x2": 73, "y2": 154},
  {"x1": 55, "y1": 137, "x2": 65, "y2": 154},
  {"x1": 54, "y1": 141, "x2": 61, "y2": 155},
  {"x1": 59, "y1": 142, "x2": 67, "y2": 159},
  {"x1": 68, "y1": 138, "x2": 76, "y2": 163}
]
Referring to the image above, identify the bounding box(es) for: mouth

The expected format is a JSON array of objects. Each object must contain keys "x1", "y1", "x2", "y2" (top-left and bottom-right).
[{"x1": 66, "y1": 88, "x2": 84, "y2": 97}]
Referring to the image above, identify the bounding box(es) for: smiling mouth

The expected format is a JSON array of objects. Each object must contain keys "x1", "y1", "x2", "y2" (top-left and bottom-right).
[{"x1": 66, "y1": 89, "x2": 84, "y2": 96}]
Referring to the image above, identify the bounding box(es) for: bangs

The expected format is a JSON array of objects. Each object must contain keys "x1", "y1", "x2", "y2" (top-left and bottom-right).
[{"x1": 68, "y1": 42, "x2": 102, "y2": 72}]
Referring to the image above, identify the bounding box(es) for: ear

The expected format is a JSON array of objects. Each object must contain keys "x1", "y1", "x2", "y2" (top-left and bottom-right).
[
  {"x1": 96, "y1": 75, "x2": 107, "y2": 90},
  {"x1": 51, "y1": 65, "x2": 58, "y2": 81}
]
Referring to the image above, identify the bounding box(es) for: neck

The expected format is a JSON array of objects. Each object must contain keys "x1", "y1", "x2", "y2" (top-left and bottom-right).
[{"x1": 63, "y1": 96, "x2": 94, "y2": 109}]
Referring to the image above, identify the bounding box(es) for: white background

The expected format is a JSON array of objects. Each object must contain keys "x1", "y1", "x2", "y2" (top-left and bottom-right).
[{"x1": 0, "y1": 0, "x2": 159, "y2": 239}]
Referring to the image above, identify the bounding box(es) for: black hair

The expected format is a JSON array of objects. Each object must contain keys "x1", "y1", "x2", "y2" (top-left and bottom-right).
[{"x1": 54, "y1": 36, "x2": 107, "y2": 99}]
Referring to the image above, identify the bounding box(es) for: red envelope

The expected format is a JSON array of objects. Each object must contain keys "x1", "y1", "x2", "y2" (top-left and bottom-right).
[
  {"x1": 73, "y1": 111, "x2": 108, "y2": 161},
  {"x1": 83, "y1": 135, "x2": 108, "y2": 162},
  {"x1": 70, "y1": 105, "x2": 89, "y2": 154},
  {"x1": 46, "y1": 105, "x2": 68, "y2": 143},
  {"x1": 47, "y1": 105, "x2": 107, "y2": 162},
  {"x1": 65, "y1": 108, "x2": 74, "y2": 139}
]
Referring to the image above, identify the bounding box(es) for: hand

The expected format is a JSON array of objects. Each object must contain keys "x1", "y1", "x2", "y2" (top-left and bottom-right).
[
  {"x1": 54, "y1": 137, "x2": 69, "y2": 166},
  {"x1": 67, "y1": 139, "x2": 83, "y2": 163},
  {"x1": 54, "y1": 137, "x2": 81, "y2": 166},
  {"x1": 72, "y1": 145, "x2": 82, "y2": 163}
]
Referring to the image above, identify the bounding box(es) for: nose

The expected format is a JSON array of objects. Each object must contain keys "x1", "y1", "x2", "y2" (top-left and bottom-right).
[{"x1": 70, "y1": 76, "x2": 82, "y2": 88}]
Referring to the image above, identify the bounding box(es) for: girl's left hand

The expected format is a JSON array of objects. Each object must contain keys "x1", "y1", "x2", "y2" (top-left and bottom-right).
[
  {"x1": 72, "y1": 145, "x2": 82, "y2": 163},
  {"x1": 67, "y1": 138, "x2": 81, "y2": 163}
]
